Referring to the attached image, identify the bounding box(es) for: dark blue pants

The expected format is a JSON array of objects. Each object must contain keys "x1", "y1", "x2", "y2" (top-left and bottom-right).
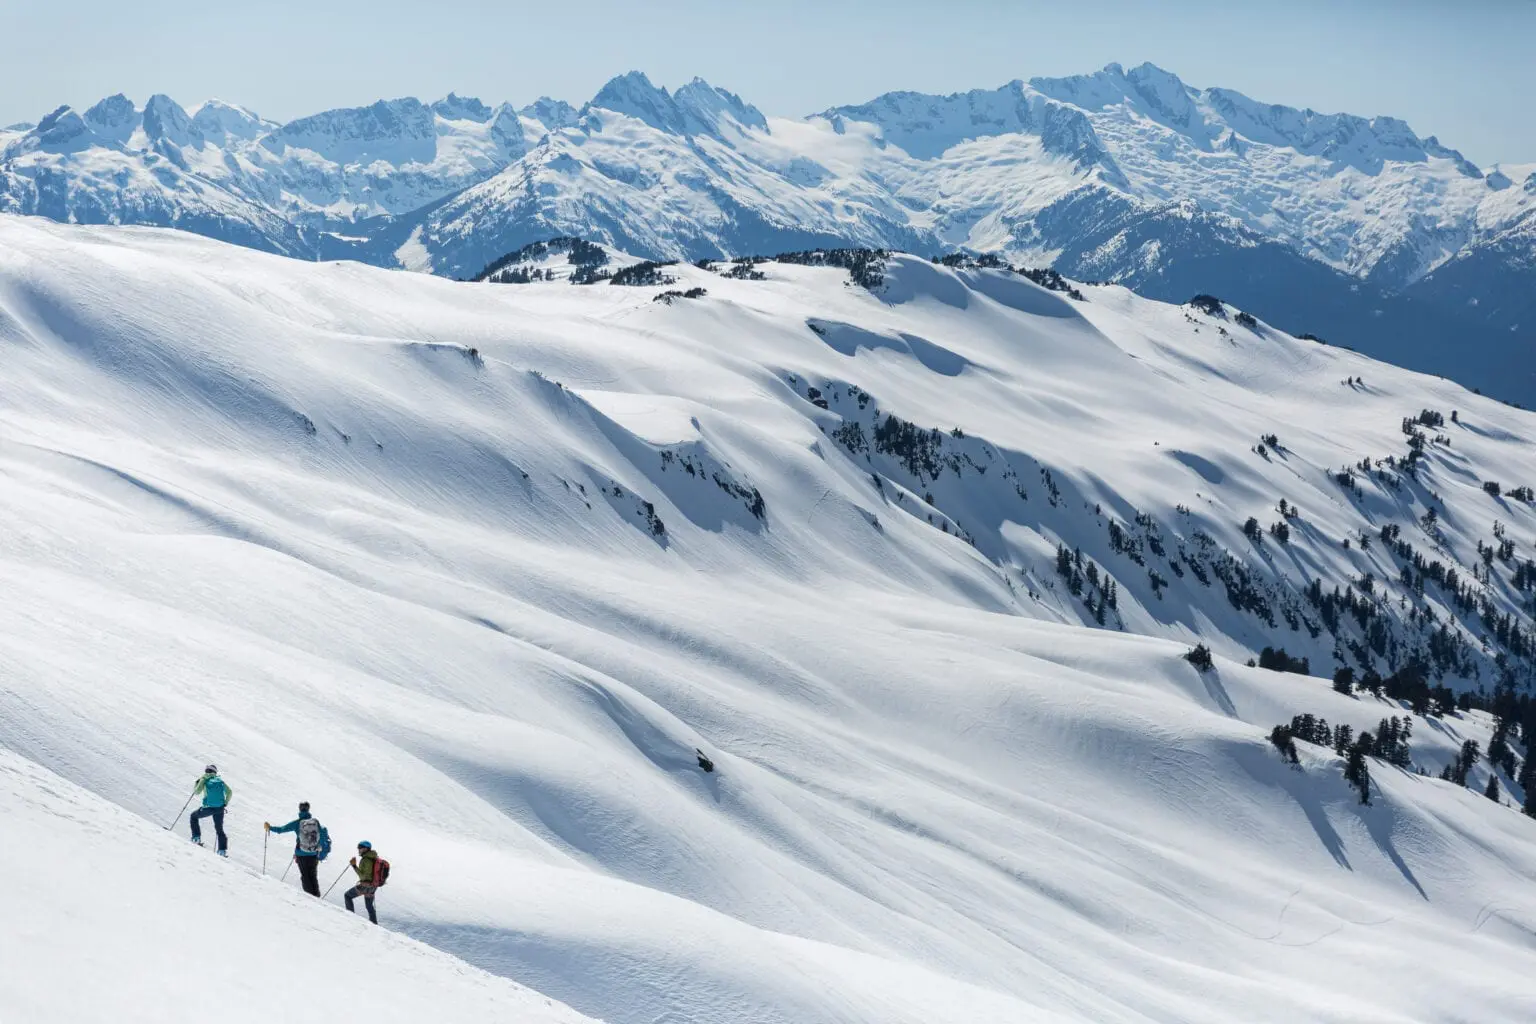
[
  {"x1": 344, "y1": 886, "x2": 378, "y2": 924},
  {"x1": 189, "y1": 806, "x2": 226, "y2": 852}
]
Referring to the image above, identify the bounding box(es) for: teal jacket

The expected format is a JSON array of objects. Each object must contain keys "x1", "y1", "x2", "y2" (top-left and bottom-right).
[
  {"x1": 193, "y1": 772, "x2": 231, "y2": 808},
  {"x1": 270, "y1": 812, "x2": 331, "y2": 859}
]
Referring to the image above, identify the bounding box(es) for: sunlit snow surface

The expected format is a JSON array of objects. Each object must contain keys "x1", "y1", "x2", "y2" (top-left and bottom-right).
[
  {"x1": 1, "y1": 217, "x2": 1535, "y2": 1023},
  {"x1": 0, "y1": 748, "x2": 599, "y2": 1024}
]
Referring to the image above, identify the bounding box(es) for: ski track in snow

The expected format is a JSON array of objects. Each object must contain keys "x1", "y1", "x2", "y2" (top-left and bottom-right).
[{"x1": 0, "y1": 215, "x2": 1535, "y2": 1023}]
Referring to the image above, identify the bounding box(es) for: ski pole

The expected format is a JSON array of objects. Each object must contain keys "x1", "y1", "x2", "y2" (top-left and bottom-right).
[
  {"x1": 262, "y1": 832, "x2": 269, "y2": 876},
  {"x1": 281, "y1": 855, "x2": 295, "y2": 882},
  {"x1": 164, "y1": 790, "x2": 197, "y2": 831},
  {"x1": 322, "y1": 864, "x2": 351, "y2": 900}
]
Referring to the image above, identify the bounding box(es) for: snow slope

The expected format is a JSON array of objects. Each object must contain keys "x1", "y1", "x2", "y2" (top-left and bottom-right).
[
  {"x1": 2, "y1": 217, "x2": 1536, "y2": 1023},
  {"x1": 0, "y1": 747, "x2": 598, "y2": 1024}
]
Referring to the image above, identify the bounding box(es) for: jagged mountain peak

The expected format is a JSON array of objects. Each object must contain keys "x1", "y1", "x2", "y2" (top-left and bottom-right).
[
  {"x1": 1198, "y1": 86, "x2": 1480, "y2": 175},
  {"x1": 82, "y1": 93, "x2": 138, "y2": 135},
  {"x1": 520, "y1": 96, "x2": 579, "y2": 130},
  {"x1": 28, "y1": 104, "x2": 92, "y2": 150},
  {"x1": 277, "y1": 96, "x2": 434, "y2": 138},
  {"x1": 1023, "y1": 65, "x2": 1483, "y2": 177},
  {"x1": 1042, "y1": 60, "x2": 1197, "y2": 103},
  {"x1": 431, "y1": 93, "x2": 493, "y2": 122},
  {"x1": 269, "y1": 96, "x2": 437, "y2": 166},
  {"x1": 190, "y1": 99, "x2": 271, "y2": 142},
  {"x1": 588, "y1": 70, "x2": 677, "y2": 127},
  {"x1": 142, "y1": 93, "x2": 200, "y2": 148},
  {"x1": 822, "y1": 78, "x2": 1120, "y2": 174},
  {"x1": 673, "y1": 76, "x2": 768, "y2": 133},
  {"x1": 586, "y1": 71, "x2": 765, "y2": 137}
]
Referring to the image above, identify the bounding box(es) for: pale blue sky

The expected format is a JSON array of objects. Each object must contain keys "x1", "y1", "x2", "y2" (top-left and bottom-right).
[{"x1": 3, "y1": 0, "x2": 1531, "y2": 165}]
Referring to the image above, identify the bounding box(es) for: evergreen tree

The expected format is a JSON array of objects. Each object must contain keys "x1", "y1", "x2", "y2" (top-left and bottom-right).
[
  {"x1": 1485, "y1": 773, "x2": 1501, "y2": 803},
  {"x1": 1345, "y1": 740, "x2": 1372, "y2": 804},
  {"x1": 1442, "y1": 740, "x2": 1482, "y2": 787},
  {"x1": 1488, "y1": 720, "x2": 1516, "y2": 778},
  {"x1": 1518, "y1": 753, "x2": 1536, "y2": 813},
  {"x1": 1457, "y1": 740, "x2": 1481, "y2": 787},
  {"x1": 1332, "y1": 667, "x2": 1354, "y2": 695},
  {"x1": 1333, "y1": 724, "x2": 1353, "y2": 757},
  {"x1": 1269, "y1": 725, "x2": 1299, "y2": 764}
]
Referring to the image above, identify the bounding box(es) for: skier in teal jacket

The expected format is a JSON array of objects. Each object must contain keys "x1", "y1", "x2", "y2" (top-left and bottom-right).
[{"x1": 189, "y1": 765, "x2": 232, "y2": 856}]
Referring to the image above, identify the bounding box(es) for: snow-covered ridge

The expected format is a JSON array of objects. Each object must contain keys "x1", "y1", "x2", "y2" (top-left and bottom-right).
[
  {"x1": 0, "y1": 63, "x2": 1522, "y2": 274},
  {"x1": 822, "y1": 60, "x2": 1508, "y2": 282},
  {"x1": 2, "y1": 218, "x2": 1535, "y2": 1022},
  {"x1": 3, "y1": 63, "x2": 1524, "y2": 282}
]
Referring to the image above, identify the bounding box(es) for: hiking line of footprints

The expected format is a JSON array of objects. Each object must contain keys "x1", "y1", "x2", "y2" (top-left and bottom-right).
[{"x1": 166, "y1": 752, "x2": 717, "y2": 925}]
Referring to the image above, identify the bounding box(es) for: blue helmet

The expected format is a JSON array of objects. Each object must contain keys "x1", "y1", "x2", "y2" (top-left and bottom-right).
[{"x1": 356, "y1": 840, "x2": 372, "y2": 850}]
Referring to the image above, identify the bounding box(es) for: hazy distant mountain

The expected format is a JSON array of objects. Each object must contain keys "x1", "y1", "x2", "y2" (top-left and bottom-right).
[{"x1": 2, "y1": 63, "x2": 1530, "y2": 401}]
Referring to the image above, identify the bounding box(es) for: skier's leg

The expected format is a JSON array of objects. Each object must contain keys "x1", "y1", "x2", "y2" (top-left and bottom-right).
[
  {"x1": 188, "y1": 806, "x2": 206, "y2": 843},
  {"x1": 344, "y1": 886, "x2": 358, "y2": 913},
  {"x1": 365, "y1": 894, "x2": 377, "y2": 924},
  {"x1": 211, "y1": 807, "x2": 227, "y2": 853},
  {"x1": 298, "y1": 856, "x2": 320, "y2": 897}
]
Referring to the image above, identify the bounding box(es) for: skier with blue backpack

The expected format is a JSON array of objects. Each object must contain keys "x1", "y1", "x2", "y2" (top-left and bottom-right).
[
  {"x1": 188, "y1": 765, "x2": 233, "y2": 856},
  {"x1": 265, "y1": 802, "x2": 330, "y2": 897}
]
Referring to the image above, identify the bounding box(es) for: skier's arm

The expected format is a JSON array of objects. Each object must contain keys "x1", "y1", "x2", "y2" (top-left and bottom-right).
[
  {"x1": 223, "y1": 782, "x2": 233, "y2": 806},
  {"x1": 269, "y1": 819, "x2": 297, "y2": 834},
  {"x1": 192, "y1": 777, "x2": 207, "y2": 797}
]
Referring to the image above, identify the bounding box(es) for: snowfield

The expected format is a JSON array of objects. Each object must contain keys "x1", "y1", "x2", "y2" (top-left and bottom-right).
[
  {"x1": 0, "y1": 748, "x2": 598, "y2": 1024},
  {"x1": 2, "y1": 215, "x2": 1535, "y2": 1023}
]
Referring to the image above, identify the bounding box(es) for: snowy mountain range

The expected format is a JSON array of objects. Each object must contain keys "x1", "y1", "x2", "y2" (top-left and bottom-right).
[
  {"x1": 3, "y1": 63, "x2": 1531, "y2": 402},
  {"x1": 3, "y1": 216, "x2": 1536, "y2": 1022}
]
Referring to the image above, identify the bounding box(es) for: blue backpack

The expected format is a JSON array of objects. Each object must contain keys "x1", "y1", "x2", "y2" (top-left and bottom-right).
[{"x1": 202, "y1": 776, "x2": 228, "y2": 807}]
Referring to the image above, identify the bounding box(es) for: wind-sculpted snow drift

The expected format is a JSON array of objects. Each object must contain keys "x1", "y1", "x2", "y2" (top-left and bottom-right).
[{"x1": 1, "y1": 217, "x2": 1535, "y2": 1023}]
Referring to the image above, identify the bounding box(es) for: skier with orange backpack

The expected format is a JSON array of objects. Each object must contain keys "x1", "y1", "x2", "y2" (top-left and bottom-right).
[{"x1": 344, "y1": 841, "x2": 389, "y2": 924}]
